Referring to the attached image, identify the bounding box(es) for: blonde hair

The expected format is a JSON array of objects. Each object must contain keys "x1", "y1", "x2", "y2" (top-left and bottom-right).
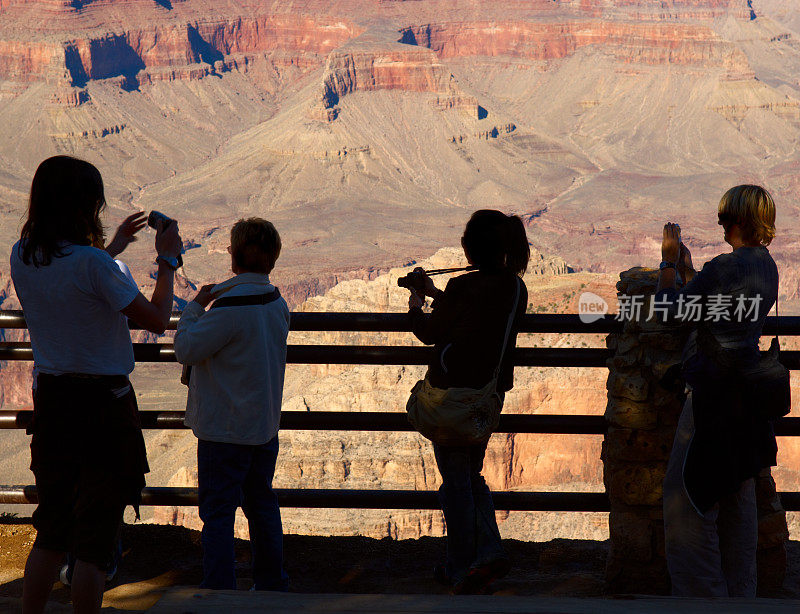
[
  {"x1": 717, "y1": 184, "x2": 776, "y2": 246},
  {"x1": 230, "y1": 217, "x2": 281, "y2": 273}
]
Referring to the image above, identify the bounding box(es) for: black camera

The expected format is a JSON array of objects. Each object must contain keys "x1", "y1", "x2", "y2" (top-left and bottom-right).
[
  {"x1": 148, "y1": 210, "x2": 183, "y2": 267},
  {"x1": 397, "y1": 267, "x2": 427, "y2": 293}
]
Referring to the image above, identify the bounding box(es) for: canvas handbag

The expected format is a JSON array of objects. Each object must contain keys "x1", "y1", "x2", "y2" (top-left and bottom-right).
[{"x1": 406, "y1": 277, "x2": 521, "y2": 445}]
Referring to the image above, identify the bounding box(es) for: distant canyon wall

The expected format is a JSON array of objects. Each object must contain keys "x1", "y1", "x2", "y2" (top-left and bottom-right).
[
  {"x1": 0, "y1": 15, "x2": 361, "y2": 84},
  {"x1": 399, "y1": 21, "x2": 753, "y2": 77}
]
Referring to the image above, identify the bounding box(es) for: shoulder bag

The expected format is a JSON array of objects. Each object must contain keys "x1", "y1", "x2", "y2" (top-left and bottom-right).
[{"x1": 406, "y1": 277, "x2": 521, "y2": 445}]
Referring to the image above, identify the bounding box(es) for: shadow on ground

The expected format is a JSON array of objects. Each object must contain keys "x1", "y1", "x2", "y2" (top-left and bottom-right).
[{"x1": 1, "y1": 518, "x2": 799, "y2": 611}]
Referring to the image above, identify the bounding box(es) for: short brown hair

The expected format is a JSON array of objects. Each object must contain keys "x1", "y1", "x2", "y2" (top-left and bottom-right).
[
  {"x1": 718, "y1": 185, "x2": 776, "y2": 246},
  {"x1": 230, "y1": 218, "x2": 281, "y2": 273}
]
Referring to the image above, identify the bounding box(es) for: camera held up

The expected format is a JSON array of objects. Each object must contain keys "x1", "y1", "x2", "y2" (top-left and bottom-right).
[
  {"x1": 148, "y1": 210, "x2": 183, "y2": 267},
  {"x1": 397, "y1": 265, "x2": 477, "y2": 294}
]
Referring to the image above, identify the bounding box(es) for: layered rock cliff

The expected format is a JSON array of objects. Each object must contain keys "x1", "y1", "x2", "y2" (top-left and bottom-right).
[
  {"x1": 400, "y1": 21, "x2": 753, "y2": 78},
  {"x1": 0, "y1": 15, "x2": 360, "y2": 86}
]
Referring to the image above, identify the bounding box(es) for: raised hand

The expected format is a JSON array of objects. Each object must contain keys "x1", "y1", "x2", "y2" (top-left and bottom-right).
[
  {"x1": 661, "y1": 223, "x2": 680, "y2": 264},
  {"x1": 678, "y1": 242, "x2": 695, "y2": 282},
  {"x1": 155, "y1": 218, "x2": 182, "y2": 259},
  {"x1": 106, "y1": 211, "x2": 147, "y2": 258},
  {"x1": 193, "y1": 284, "x2": 217, "y2": 308}
]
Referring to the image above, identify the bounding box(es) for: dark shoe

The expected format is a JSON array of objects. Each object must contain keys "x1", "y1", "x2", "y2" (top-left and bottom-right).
[
  {"x1": 434, "y1": 564, "x2": 453, "y2": 587},
  {"x1": 453, "y1": 557, "x2": 511, "y2": 595}
]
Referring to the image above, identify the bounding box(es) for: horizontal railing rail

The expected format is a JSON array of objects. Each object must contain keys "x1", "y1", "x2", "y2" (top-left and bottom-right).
[
  {"x1": 0, "y1": 310, "x2": 629, "y2": 333},
  {"x1": 0, "y1": 485, "x2": 611, "y2": 511},
  {"x1": 3, "y1": 310, "x2": 800, "y2": 334},
  {"x1": 0, "y1": 342, "x2": 614, "y2": 367},
  {"x1": 1, "y1": 485, "x2": 797, "y2": 512},
  {"x1": 0, "y1": 411, "x2": 609, "y2": 433},
  {"x1": 2, "y1": 410, "x2": 799, "y2": 436}
]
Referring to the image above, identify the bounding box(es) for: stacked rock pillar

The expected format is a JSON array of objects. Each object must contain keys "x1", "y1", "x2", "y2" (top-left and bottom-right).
[{"x1": 603, "y1": 267, "x2": 789, "y2": 594}]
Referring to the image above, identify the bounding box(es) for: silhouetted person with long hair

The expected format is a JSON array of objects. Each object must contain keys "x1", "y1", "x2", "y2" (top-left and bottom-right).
[
  {"x1": 11, "y1": 155, "x2": 182, "y2": 614},
  {"x1": 407, "y1": 210, "x2": 529, "y2": 593},
  {"x1": 656, "y1": 185, "x2": 780, "y2": 597}
]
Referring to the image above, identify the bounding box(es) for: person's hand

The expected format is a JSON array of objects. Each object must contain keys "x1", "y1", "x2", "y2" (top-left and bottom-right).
[
  {"x1": 661, "y1": 223, "x2": 681, "y2": 264},
  {"x1": 420, "y1": 270, "x2": 438, "y2": 297},
  {"x1": 155, "y1": 218, "x2": 182, "y2": 259},
  {"x1": 408, "y1": 290, "x2": 425, "y2": 310},
  {"x1": 677, "y1": 242, "x2": 694, "y2": 277},
  {"x1": 193, "y1": 284, "x2": 217, "y2": 309},
  {"x1": 106, "y1": 212, "x2": 147, "y2": 258}
]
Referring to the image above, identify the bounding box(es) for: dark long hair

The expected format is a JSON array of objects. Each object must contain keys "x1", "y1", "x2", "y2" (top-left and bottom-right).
[
  {"x1": 461, "y1": 209, "x2": 530, "y2": 275},
  {"x1": 20, "y1": 156, "x2": 107, "y2": 267}
]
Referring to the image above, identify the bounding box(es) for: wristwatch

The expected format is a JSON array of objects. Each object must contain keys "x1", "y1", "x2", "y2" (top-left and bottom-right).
[
  {"x1": 156, "y1": 255, "x2": 179, "y2": 271},
  {"x1": 659, "y1": 261, "x2": 677, "y2": 271}
]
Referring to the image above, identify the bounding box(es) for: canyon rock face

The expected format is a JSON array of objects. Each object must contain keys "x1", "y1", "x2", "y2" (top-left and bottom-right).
[
  {"x1": 1, "y1": 0, "x2": 799, "y2": 301},
  {"x1": 400, "y1": 21, "x2": 753, "y2": 78}
]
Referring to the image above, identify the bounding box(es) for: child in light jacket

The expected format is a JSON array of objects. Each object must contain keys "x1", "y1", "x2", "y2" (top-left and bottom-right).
[{"x1": 174, "y1": 218, "x2": 289, "y2": 591}]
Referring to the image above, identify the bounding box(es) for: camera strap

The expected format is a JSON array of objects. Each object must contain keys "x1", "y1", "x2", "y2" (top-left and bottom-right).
[
  {"x1": 491, "y1": 277, "x2": 521, "y2": 384},
  {"x1": 181, "y1": 288, "x2": 282, "y2": 386},
  {"x1": 210, "y1": 288, "x2": 281, "y2": 309}
]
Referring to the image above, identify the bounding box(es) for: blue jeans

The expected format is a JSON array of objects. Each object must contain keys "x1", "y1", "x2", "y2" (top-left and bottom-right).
[
  {"x1": 663, "y1": 394, "x2": 757, "y2": 597},
  {"x1": 197, "y1": 436, "x2": 289, "y2": 591},
  {"x1": 433, "y1": 441, "x2": 506, "y2": 583}
]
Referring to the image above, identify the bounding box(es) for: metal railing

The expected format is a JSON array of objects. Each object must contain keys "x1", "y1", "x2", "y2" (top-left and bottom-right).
[{"x1": 1, "y1": 311, "x2": 799, "y2": 512}]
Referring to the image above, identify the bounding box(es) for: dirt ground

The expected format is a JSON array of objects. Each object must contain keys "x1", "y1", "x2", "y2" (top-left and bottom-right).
[{"x1": 1, "y1": 518, "x2": 799, "y2": 612}]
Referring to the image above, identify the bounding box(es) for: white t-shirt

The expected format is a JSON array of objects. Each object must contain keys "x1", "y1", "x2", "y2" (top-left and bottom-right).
[{"x1": 10, "y1": 241, "x2": 140, "y2": 376}]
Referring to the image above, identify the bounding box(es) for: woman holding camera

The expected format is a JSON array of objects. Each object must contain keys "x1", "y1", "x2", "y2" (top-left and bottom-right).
[
  {"x1": 11, "y1": 155, "x2": 182, "y2": 614},
  {"x1": 406, "y1": 210, "x2": 529, "y2": 594},
  {"x1": 655, "y1": 185, "x2": 780, "y2": 597}
]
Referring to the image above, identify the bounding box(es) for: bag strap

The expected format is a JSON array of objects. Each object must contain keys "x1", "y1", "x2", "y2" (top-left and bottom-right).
[
  {"x1": 491, "y1": 276, "x2": 522, "y2": 383},
  {"x1": 211, "y1": 288, "x2": 281, "y2": 309},
  {"x1": 775, "y1": 273, "x2": 780, "y2": 345}
]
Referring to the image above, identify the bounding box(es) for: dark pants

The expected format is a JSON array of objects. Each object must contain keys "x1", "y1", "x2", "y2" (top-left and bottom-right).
[
  {"x1": 433, "y1": 441, "x2": 506, "y2": 583},
  {"x1": 30, "y1": 374, "x2": 147, "y2": 570},
  {"x1": 197, "y1": 436, "x2": 288, "y2": 591}
]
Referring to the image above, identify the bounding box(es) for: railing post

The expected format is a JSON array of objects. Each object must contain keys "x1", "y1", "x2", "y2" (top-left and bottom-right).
[{"x1": 603, "y1": 267, "x2": 789, "y2": 594}]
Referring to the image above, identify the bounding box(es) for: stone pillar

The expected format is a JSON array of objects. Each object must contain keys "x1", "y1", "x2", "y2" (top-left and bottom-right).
[
  {"x1": 603, "y1": 267, "x2": 789, "y2": 595},
  {"x1": 603, "y1": 267, "x2": 684, "y2": 594}
]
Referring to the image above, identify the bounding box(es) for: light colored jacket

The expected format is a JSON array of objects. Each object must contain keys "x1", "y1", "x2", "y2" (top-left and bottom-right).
[{"x1": 174, "y1": 273, "x2": 290, "y2": 445}]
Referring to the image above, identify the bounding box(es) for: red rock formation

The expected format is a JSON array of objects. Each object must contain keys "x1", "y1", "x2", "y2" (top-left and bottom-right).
[
  {"x1": 0, "y1": 40, "x2": 62, "y2": 82},
  {"x1": 316, "y1": 40, "x2": 485, "y2": 120},
  {"x1": 399, "y1": 21, "x2": 753, "y2": 77},
  {"x1": 321, "y1": 45, "x2": 449, "y2": 104},
  {"x1": 0, "y1": 14, "x2": 360, "y2": 84}
]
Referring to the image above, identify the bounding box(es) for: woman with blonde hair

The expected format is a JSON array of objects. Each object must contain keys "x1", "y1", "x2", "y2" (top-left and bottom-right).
[{"x1": 655, "y1": 185, "x2": 781, "y2": 597}]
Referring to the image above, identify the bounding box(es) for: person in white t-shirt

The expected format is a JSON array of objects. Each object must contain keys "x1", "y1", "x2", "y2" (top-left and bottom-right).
[{"x1": 10, "y1": 155, "x2": 182, "y2": 614}]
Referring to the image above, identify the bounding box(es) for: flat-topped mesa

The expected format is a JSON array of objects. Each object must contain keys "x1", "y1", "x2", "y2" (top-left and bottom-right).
[
  {"x1": 0, "y1": 14, "x2": 360, "y2": 86},
  {"x1": 317, "y1": 42, "x2": 481, "y2": 120},
  {"x1": 400, "y1": 21, "x2": 753, "y2": 78}
]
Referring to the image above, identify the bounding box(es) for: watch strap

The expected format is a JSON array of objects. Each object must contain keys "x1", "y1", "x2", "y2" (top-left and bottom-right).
[{"x1": 156, "y1": 255, "x2": 179, "y2": 270}]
